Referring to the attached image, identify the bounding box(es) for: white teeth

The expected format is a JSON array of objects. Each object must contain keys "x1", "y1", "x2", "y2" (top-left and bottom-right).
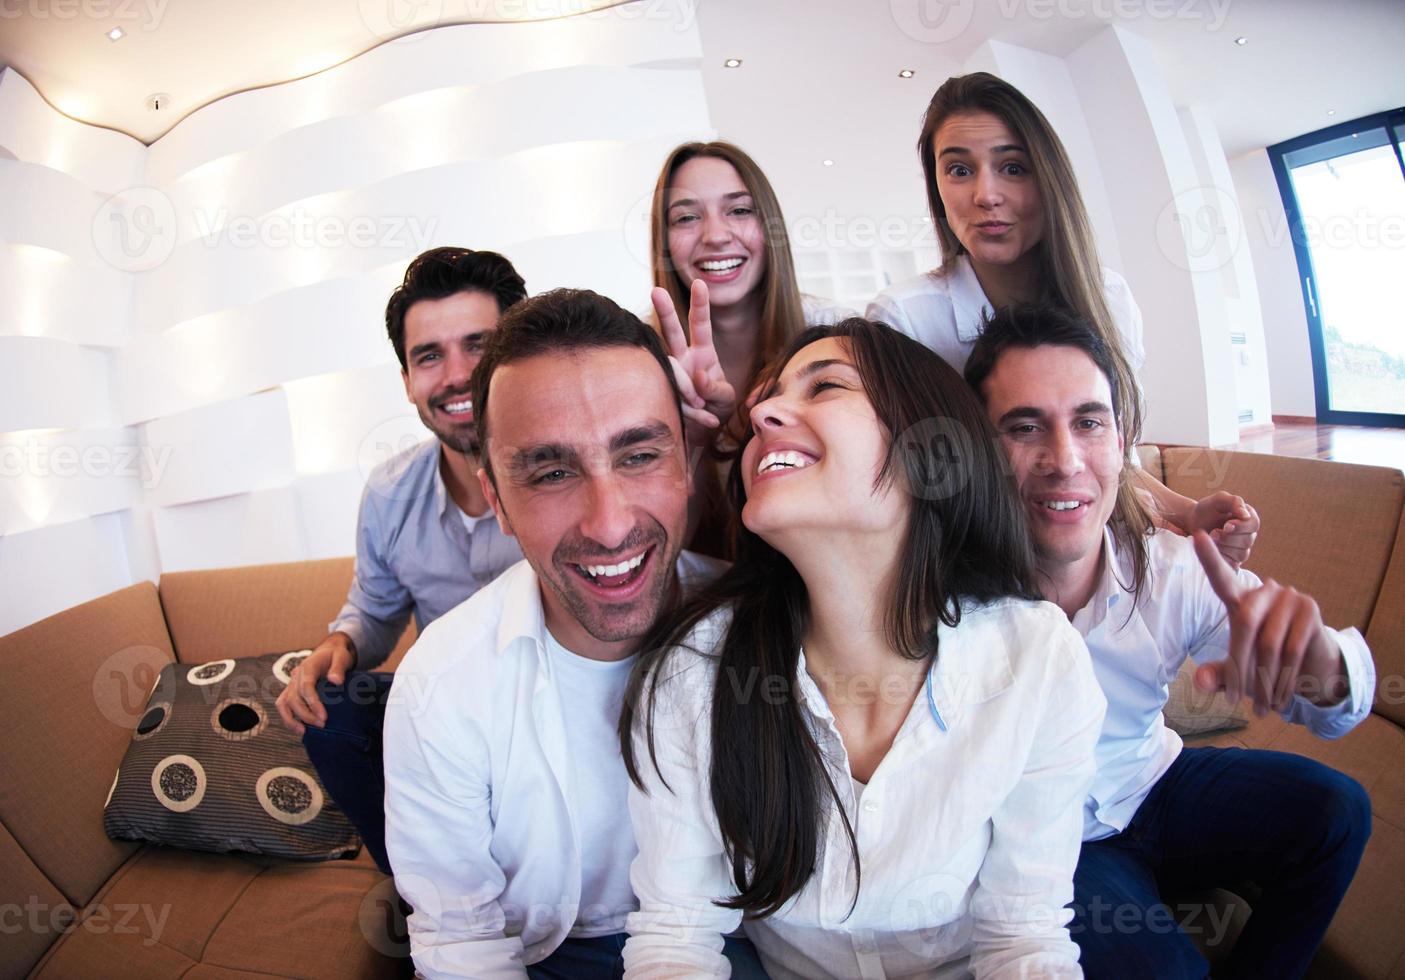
[
  {"x1": 442, "y1": 400, "x2": 472, "y2": 414},
  {"x1": 581, "y1": 552, "x2": 646, "y2": 579},
  {"x1": 1044, "y1": 500, "x2": 1082, "y2": 511},
  {"x1": 757, "y1": 450, "x2": 813, "y2": 475},
  {"x1": 700, "y1": 258, "x2": 744, "y2": 272}
]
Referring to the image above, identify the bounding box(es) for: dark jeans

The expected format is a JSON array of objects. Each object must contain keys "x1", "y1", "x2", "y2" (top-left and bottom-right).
[
  {"x1": 302, "y1": 671, "x2": 396, "y2": 873},
  {"x1": 1070, "y1": 747, "x2": 1371, "y2": 980},
  {"x1": 527, "y1": 933, "x2": 769, "y2": 980}
]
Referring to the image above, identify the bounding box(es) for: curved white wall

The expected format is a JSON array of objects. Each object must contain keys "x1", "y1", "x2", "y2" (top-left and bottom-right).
[{"x1": 0, "y1": 5, "x2": 712, "y2": 634}]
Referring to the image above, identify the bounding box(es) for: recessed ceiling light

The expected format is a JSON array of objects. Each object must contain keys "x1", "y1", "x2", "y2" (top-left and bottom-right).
[
  {"x1": 723, "y1": 58, "x2": 742, "y2": 68},
  {"x1": 1326, "y1": 109, "x2": 1336, "y2": 116},
  {"x1": 106, "y1": 26, "x2": 125, "y2": 41},
  {"x1": 822, "y1": 159, "x2": 835, "y2": 167},
  {"x1": 1234, "y1": 36, "x2": 1247, "y2": 45},
  {"x1": 898, "y1": 69, "x2": 915, "y2": 78}
]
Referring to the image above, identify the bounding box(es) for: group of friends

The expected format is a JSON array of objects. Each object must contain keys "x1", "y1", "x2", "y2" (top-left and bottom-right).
[{"x1": 273, "y1": 71, "x2": 1376, "y2": 979}]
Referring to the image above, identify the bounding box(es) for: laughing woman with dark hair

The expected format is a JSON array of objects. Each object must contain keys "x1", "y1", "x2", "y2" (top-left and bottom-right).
[{"x1": 619, "y1": 319, "x2": 1106, "y2": 979}]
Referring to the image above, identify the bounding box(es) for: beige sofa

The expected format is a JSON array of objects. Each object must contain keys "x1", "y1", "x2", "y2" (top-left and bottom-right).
[
  {"x1": 0, "y1": 559, "x2": 416, "y2": 979},
  {"x1": 1142, "y1": 445, "x2": 1405, "y2": 979},
  {"x1": 1, "y1": 446, "x2": 1401, "y2": 978}
]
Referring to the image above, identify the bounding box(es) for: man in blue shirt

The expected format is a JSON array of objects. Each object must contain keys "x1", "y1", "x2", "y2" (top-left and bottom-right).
[{"x1": 275, "y1": 246, "x2": 527, "y2": 870}]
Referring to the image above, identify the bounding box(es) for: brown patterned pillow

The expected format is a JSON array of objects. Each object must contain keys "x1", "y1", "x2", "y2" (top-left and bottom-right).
[
  {"x1": 1162, "y1": 657, "x2": 1250, "y2": 737},
  {"x1": 104, "y1": 650, "x2": 360, "y2": 859}
]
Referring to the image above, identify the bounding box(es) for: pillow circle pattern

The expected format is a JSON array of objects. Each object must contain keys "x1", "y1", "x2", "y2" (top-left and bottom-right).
[{"x1": 104, "y1": 650, "x2": 360, "y2": 860}]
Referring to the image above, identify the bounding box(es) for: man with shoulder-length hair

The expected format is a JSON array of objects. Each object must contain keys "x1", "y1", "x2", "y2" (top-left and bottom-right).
[
  {"x1": 383, "y1": 288, "x2": 765, "y2": 979},
  {"x1": 965, "y1": 304, "x2": 1374, "y2": 979}
]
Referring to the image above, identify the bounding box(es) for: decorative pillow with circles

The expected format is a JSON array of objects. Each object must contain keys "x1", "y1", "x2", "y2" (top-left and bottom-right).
[{"x1": 103, "y1": 650, "x2": 361, "y2": 860}]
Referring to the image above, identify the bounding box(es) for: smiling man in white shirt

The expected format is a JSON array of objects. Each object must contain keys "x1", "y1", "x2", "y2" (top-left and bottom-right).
[
  {"x1": 966, "y1": 304, "x2": 1374, "y2": 980},
  {"x1": 381, "y1": 288, "x2": 764, "y2": 980}
]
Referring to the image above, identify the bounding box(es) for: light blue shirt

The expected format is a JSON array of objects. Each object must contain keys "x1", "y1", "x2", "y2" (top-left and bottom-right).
[
  {"x1": 329, "y1": 438, "x2": 523, "y2": 669},
  {"x1": 1076, "y1": 527, "x2": 1375, "y2": 841}
]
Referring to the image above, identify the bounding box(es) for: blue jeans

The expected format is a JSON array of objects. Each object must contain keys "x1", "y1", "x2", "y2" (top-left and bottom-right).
[
  {"x1": 302, "y1": 671, "x2": 396, "y2": 873},
  {"x1": 1070, "y1": 747, "x2": 1370, "y2": 980},
  {"x1": 528, "y1": 933, "x2": 769, "y2": 980}
]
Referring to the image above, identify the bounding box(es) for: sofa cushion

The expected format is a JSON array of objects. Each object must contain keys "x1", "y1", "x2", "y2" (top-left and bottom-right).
[
  {"x1": 158, "y1": 558, "x2": 417, "y2": 670},
  {"x1": 104, "y1": 651, "x2": 359, "y2": 860},
  {"x1": 0, "y1": 582, "x2": 175, "y2": 921},
  {"x1": 29, "y1": 846, "x2": 406, "y2": 980},
  {"x1": 1366, "y1": 522, "x2": 1405, "y2": 728},
  {"x1": 1134, "y1": 443, "x2": 1164, "y2": 484},
  {"x1": 1160, "y1": 448, "x2": 1404, "y2": 630}
]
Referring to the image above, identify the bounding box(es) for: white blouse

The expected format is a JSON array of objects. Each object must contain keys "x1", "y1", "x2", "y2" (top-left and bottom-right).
[
  {"x1": 865, "y1": 255, "x2": 1146, "y2": 376},
  {"x1": 623, "y1": 598, "x2": 1107, "y2": 980}
]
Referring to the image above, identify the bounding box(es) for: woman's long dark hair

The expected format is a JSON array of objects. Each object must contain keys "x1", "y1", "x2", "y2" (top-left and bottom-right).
[{"x1": 620, "y1": 319, "x2": 1040, "y2": 919}]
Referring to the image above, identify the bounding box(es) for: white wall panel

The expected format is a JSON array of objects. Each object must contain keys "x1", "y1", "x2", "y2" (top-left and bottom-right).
[
  {"x1": 295, "y1": 470, "x2": 373, "y2": 561},
  {"x1": 0, "y1": 426, "x2": 144, "y2": 535},
  {"x1": 136, "y1": 132, "x2": 698, "y2": 334},
  {"x1": 282, "y1": 363, "x2": 422, "y2": 479},
  {"x1": 144, "y1": 10, "x2": 704, "y2": 184},
  {"x1": 0, "y1": 160, "x2": 109, "y2": 262},
  {"x1": 0, "y1": 513, "x2": 136, "y2": 636},
  {"x1": 140, "y1": 389, "x2": 295, "y2": 508},
  {"x1": 0, "y1": 244, "x2": 133, "y2": 346},
  {"x1": 162, "y1": 68, "x2": 709, "y2": 241},
  {"x1": 0, "y1": 337, "x2": 115, "y2": 433},
  {"x1": 117, "y1": 264, "x2": 402, "y2": 423},
  {"x1": 151, "y1": 487, "x2": 308, "y2": 573},
  {"x1": 0, "y1": 70, "x2": 145, "y2": 193}
]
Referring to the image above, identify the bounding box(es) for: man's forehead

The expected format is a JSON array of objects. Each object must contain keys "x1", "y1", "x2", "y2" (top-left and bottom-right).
[{"x1": 488, "y1": 347, "x2": 678, "y2": 445}]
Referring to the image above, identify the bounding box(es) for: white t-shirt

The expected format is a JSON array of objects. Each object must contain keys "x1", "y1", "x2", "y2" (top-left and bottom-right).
[
  {"x1": 543, "y1": 629, "x2": 639, "y2": 937},
  {"x1": 865, "y1": 254, "x2": 1147, "y2": 376}
]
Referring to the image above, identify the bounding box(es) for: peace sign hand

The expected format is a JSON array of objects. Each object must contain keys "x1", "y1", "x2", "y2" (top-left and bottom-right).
[
  {"x1": 1191, "y1": 531, "x2": 1345, "y2": 716},
  {"x1": 653, "y1": 281, "x2": 737, "y2": 441}
]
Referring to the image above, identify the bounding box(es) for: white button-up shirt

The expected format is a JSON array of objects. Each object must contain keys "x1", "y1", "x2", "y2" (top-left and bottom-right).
[
  {"x1": 624, "y1": 598, "x2": 1107, "y2": 980},
  {"x1": 384, "y1": 552, "x2": 722, "y2": 979},
  {"x1": 1076, "y1": 528, "x2": 1376, "y2": 841},
  {"x1": 865, "y1": 255, "x2": 1146, "y2": 377}
]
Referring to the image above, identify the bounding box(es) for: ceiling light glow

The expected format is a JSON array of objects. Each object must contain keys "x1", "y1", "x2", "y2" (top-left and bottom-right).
[
  {"x1": 107, "y1": 26, "x2": 125, "y2": 41},
  {"x1": 898, "y1": 69, "x2": 915, "y2": 78},
  {"x1": 723, "y1": 58, "x2": 742, "y2": 68}
]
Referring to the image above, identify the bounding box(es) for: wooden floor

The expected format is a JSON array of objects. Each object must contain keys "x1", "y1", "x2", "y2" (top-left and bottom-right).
[{"x1": 1231, "y1": 418, "x2": 1405, "y2": 472}]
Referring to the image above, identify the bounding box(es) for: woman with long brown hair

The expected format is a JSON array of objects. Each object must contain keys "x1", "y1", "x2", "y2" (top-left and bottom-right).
[
  {"x1": 648, "y1": 141, "x2": 855, "y2": 557},
  {"x1": 868, "y1": 72, "x2": 1259, "y2": 566},
  {"x1": 620, "y1": 319, "x2": 1106, "y2": 978}
]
